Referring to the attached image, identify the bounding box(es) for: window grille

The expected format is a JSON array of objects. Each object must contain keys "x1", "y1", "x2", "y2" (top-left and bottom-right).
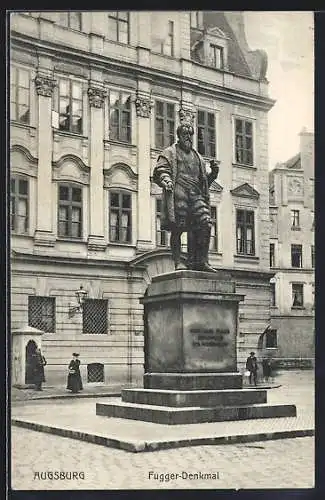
[
  {"x1": 87, "y1": 363, "x2": 104, "y2": 382},
  {"x1": 82, "y1": 299, "x2": 108, "y2": 334},
  {"x1": 28, "y1": 296, "x2": 56, "y2": 333}
]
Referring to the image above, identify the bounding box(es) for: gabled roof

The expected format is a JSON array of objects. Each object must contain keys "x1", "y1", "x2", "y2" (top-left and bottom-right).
[
  {"x1": 230, "y1": 183, "x2": 260, "y2": 199},
  {"x1": 210, "y1": 181, "x2": 223, "y2": 193},
  {"x1": 285, "y1": 153, "x2": 301, "y2": 169}
]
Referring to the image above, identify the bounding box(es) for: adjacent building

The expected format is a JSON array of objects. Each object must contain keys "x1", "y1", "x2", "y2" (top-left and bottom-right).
[
  {"x1": 10, "y1": 11, "x2": 275, "y2": 385},
  {"x1": 269, "y1": 129, "x2": 314, "y2": 367}
]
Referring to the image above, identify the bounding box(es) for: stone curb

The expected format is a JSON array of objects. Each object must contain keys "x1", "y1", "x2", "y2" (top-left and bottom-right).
[
  {"x1": 12, "y1": 391, "x2": 121, "y2": 402},
  {"x1": 11, "y1": 418, "x2": 314, "y2": 453},
  {"x1": 11, "y1": 384, "x2": 281, "y2": 402}
]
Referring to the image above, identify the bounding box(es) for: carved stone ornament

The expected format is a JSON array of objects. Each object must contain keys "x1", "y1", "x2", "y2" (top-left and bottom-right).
[
  {"x1": 87, "y1": 87, "x2": 107, "y2": 108},
  {"x1": 135, "y1": 96, "x2": 153, "y2": 118},
  {"x1": 34, "y1": 74, "x2": 57, "y2": 97},
  {"x1": 179, "y1": 107, "x2": 195, "y2": 126},
  {"x1": 288, "y1": 177, "x2": 303, "y2": 196}
]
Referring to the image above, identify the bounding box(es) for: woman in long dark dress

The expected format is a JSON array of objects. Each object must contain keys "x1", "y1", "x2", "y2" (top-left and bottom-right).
[{"x1": 66, "y1": 353, "x2": 83, "y2": 393}]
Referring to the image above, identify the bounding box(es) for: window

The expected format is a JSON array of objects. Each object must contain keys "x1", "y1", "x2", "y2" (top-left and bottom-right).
[
  {"x1": 190, "y1": 12, "x2": 200, "y2": 29},
  {"x1": 58, "y1": 12, "x2": 82, "y2": 30},
  {"x1": 10, "y1": 67, "x2": 30, "y2": 124},
  {"x1": 11, "y1": 177, "x2": 28, "y2": 234},
  {"x1": 197, "y1": 110, "x2": 216, "y2": 157},
  {"x1": 58, "y1": 79, "x2": 83, "y2": 134},
  {"x1": 110, "y1": 191, "x2": 132, "y2": 243},
  {"x1": 235, "y1": 118, "x2": 253, "y2": 166},
  {"x1": 109, "y1": 91, "x2": 131, "y2": 143},
  {"x1": 58, "y1": 184, "x2": 82, "y2": 238},
  {"x1": 270, "y1": 243, "x2": 275, "y2": 268},
  {"x1": 236, "y1": 210, "x2": 255, "y2": 255},
  {"x1": 83, "y1": 299, "x2": 108, "y2": 334},
  {"x1": 107, "y1": 11, "x2": 129, "y2": 44},
  {"x1": 291, "y1": 244, "x2": 302, "y2": 268},
  {"x1": 210, "y1": 45, "x2": 224, "y2": 69},
  {"x1": 292, "y1": 283, "x2": 304, "y2": 308},
  {"x1": 162, "y1": 21, "x2": 174, "y2": 57},
  {"x1": 155, "y1": 100, "x2": 175, "y2": 149},
  {"x1": 311, "y1": 245, "x2": 315, "y2": 268},
  {"x1": 270, "y1": 282, "x2": 276, "y2": 307},
  {"x1": 209, "y1": 206, "x2": 218, "y2": 252},
  {"x1": 28, "y1": 296, "x2": 56, "y2": 333},
  {"x1": 156, "y1": 198, "x2": 168, "y2": 247},
  {"x1": 266, "y1": 329, "x2": 277, "y2": 348},
  {"x1": 291, "y1": 209, "x2": 300, "y2": 229}
]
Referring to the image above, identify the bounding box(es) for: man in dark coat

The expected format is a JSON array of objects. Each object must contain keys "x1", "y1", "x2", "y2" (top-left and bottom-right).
[
  {"x1": 246, "y1": 351, "x2": 258, "y2": 386},
  {"x1": 32, "y1": 347, "x2": 47, "y2": 391},
  {"x1": 67, "y1": 353, "x2": 83, "y2": 393},
  {"x1": 152, "y1": 123, "x2": 219, "y2": 272}
]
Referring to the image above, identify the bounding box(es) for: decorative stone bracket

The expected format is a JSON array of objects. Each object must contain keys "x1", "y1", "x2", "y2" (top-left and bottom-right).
[
  {"x1": 87, "y1": 86, "x2": 107, "y2": 108},
  {"x1": 178, "y1": 106, "x2": 195, "y2": 126},
  {"x1": 135, "y1": 95, "x2": 153, "y2": 118},
  {"x1": 34, "y1": 74, "x2": 57, "y2": 97}
]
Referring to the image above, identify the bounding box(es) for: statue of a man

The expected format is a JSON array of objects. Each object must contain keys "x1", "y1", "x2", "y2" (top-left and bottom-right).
[{"x1": 153, "y1": 123, "x2": 219, "y2": 272}]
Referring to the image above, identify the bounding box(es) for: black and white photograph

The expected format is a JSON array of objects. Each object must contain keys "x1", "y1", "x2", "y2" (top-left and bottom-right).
[{"x1": 9, "y1": 10, "x2": 314, "y2": 491}]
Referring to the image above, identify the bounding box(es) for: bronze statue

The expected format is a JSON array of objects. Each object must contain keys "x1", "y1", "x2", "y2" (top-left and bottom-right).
[{"x1": 153, "y1": 123, "x2": 219, "y2": 272}]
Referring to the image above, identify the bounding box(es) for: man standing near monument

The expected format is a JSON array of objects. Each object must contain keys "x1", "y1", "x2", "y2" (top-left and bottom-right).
[{"x1": 153, "y1": 123, "x2": 220, "y2": 272}]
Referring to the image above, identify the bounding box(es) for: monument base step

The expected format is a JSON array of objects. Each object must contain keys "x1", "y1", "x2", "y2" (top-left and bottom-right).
[
  {"x1": 96, "y1": 401, "x2": 296, "y2": 425},
  {"x1": 121, "y1": 388, "x2": 267, "y2": 407},
  {"x1": 143, "y1": 372, "x2": 243, "y2": 391}
]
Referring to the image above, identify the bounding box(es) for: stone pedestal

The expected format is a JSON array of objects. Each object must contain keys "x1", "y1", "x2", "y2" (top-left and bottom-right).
[
  {"x1": 96, "y1": 271, "x2": 296, "y2": 424},
  {"x1": 11, "y1": 326, "x2": 44, "y2": 387}
]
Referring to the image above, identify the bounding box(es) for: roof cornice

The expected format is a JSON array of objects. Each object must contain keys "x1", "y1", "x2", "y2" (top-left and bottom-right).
[{"x1": 11, "y1": 32, "x2": 275, "y2": 112}]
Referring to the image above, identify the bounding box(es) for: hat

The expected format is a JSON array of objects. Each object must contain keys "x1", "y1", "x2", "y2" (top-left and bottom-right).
[
  {"x1": 250, "y1": 351, "x2": 255, "y2": 355},
  {"x1": 72, "y1": 352, "x2": 79, "y2": 357}
]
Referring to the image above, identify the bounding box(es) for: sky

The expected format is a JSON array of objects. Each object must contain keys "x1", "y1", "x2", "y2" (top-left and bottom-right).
[{"x1": 243, "y1": 11, "x2": 314, "y2": 168}]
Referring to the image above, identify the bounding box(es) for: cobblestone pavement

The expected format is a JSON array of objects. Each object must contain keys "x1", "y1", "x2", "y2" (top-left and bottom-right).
[{"x1": 11, "y1": 428, "x2": 314, "y2": 490}]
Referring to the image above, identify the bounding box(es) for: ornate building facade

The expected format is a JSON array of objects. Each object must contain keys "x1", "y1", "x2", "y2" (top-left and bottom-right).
[
  {"x1": 269, "y1": 130, "x2": 315, "y2": 367},
  {"x1": 10, "y1": 11, "x2": 275, "y2": 385}
]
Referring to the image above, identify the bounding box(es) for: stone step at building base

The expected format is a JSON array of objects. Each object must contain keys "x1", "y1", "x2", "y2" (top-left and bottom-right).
[
  {"x1": 96, "y1": 401, "x2": 297, "y2": 425},
  {"x1": 121, "y1": 388, "x2": 267, "y2": 407},
  {"x1": 143, "y1": 372, "x2": 243, "y2": 391}
]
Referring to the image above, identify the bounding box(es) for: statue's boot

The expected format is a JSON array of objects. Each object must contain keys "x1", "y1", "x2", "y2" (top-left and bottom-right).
[
  {"x1": 195, "y1": 225, "x2": 219, "y2": 273},
  {"x1": 171, "y1": 231, "x2": 187, "y2": 271}
]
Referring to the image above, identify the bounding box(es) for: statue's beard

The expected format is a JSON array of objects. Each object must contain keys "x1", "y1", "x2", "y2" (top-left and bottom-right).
[{"x1": 180, "y1": 139, "x2": 192, "y2": 152}]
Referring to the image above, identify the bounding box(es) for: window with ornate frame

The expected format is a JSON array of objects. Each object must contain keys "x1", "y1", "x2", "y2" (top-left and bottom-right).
[
  {"x1": 155, "y1": 100, "x2": 175, "y2": 149},
  {"x1": 109, "y1": 90, "x2": 131, "y2": 143},
  {"x1": 236, "y1": 209, "x2": 255, "y2": 255},
  {"x1": 11, "y1": 176, "x2": 29, "y2": 234},
  {"x1": 58, "y1": 184, "x2": 83, "y2": 238},
  {"x1": 10, "y1": 67, "x2": 30, "y2": 124},
  {"x1": 234, "y1": 118, "x2": 254, "y2": 166},
  {"x1": 57, "y1": 78, "x2": 83, "y2": 134},
  {"x1": 197, "y1": 110, "x2": 216, "y2": 158},
  {"x1": 109, "y1": 191, "x2": 132, "y2": 243},
  {"x1": 107, "y1": 11, "x2": 130, "y2": 44}
]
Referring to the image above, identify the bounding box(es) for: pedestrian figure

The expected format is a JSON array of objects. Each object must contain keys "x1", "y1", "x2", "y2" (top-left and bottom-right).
[
  {"x1": 66, "y1": 353, "x2": 83, "y2": 393},
  {"x1": 32, "y1": 347, "x2": 47, "y2": 391},
  {"x1": 262, "y1": 357, "x2": 272, "y2": 382},
  {"x1": 246, "y1": 351, "x2": 258, "y2": 386}
]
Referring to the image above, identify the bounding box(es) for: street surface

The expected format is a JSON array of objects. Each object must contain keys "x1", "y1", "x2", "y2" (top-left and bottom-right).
[
  {"x1": 11, "y1": 429, "x2": 314, "y2": 490},
  {"x1": 10, "y1": 370, "x2": 315, "y2": 490}
]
